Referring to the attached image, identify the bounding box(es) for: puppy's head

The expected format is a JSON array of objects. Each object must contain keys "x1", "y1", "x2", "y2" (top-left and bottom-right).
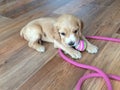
[{"x1": 55, "y1": 14, "x2": 83, "y2": 47}]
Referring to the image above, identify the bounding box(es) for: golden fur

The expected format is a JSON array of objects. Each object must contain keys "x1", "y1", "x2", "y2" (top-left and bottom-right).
[{"x1": 20, "y1": 14, "x2": 98, "y2": 59}]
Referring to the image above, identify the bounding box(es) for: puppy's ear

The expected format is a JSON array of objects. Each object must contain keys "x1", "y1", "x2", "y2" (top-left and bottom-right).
[
  {"x1": 54, "y1": 23, "x2": 61, "y2": 41},
  {"x1": 77, "y1": 19, "x2": 84, "y2": 36},
  {"x1": 77, "y1": 19, "x2": 84, "y2": 30}
]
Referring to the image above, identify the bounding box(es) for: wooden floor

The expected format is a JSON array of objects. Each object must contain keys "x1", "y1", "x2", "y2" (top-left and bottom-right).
[{"x1": 0, "y1": 0, "x2": 120, "y2": 90}]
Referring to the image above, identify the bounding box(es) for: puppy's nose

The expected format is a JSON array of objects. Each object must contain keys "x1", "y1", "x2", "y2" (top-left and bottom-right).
[{"x1": 68, "y1": 41, "x2": 75, "y2": 46}]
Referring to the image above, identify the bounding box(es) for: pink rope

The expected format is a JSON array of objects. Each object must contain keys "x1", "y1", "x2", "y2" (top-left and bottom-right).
[
  {"x1": 58, "y1": 36, "x2": 120, "y2": 90},
  {"x1": 86, "y1": 36, "x2": 120, "y2": 43}
]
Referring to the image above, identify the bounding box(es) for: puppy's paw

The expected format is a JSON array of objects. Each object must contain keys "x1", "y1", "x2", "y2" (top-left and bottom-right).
[
  {"x1": 86, "y1": 44, "x2": 98, "y2": 54},
  {"x1": 69, "y1": 50, "x2": 82, "y2": 59},
  {"x1": 36, "y1": 46, "x2": 45, "y2": 53},
  {"x1": 63, "y1": 51, "x2": 68, "y2": 55}
]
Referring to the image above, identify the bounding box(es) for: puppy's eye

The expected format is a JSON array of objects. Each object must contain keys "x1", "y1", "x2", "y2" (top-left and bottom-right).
[
  {"x1": 60, "y1": 32, "x2": 66, "y2": 36},
  {"x1": 73, "y1": 29, "x2": 78, "y2": 33}
]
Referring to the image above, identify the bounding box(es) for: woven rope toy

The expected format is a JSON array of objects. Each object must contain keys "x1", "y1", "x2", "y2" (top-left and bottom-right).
[{"x1": 75, "y1": 40, "x2": 87, "y2": 51}]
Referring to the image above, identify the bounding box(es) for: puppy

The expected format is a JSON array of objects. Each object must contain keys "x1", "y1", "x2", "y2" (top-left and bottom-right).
[{"x1": 20, "y1": 14, "x2": 98, "y2": 59}]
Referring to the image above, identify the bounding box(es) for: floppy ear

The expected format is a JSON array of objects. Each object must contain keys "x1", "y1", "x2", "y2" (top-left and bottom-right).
[
  {"x1": 77, "y1": 19, "x2": 84, "y2": 36},
  {"x1": 77, "y1": 18, "x2": 84, "y2": 30},
  {"x1": 54, "y1": 23, "x2": 61, "y2": 42}
]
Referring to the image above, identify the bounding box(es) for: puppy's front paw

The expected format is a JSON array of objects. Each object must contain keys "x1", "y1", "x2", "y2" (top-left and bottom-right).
[
  {"x1": 86, "y1": 44, "x2": 98, "y2": 54},
  {"x1": 36, "y1": 46, "x2": 45, "y2": 53},
  {"x1": 69, "y1": 50, "x2": 82, "y2": 59}
]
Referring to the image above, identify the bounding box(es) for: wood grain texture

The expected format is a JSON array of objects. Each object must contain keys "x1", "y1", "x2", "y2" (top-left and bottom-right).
[{"x1": 0, "y1": 0, "x2": 120, "y2": 90}]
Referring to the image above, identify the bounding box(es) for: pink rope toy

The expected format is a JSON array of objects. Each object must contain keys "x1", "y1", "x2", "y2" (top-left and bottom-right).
[{"x1": 58, "y1": 36, "x2": 120, "y2": 90}]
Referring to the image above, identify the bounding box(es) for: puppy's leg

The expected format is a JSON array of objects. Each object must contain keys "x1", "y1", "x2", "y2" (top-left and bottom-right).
[
  {"x1": 28, "y1": 41, "x2": 45, "y2": 53},
  {"x1": 54, "y1": 40, "x2": 82, "y2": 59},
  {"x1": 81, "y1": 35, "x2": 98, "y2": 54},
  {"x1": 54, "y1": 43, "x2": 58, "y2": 48}
]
